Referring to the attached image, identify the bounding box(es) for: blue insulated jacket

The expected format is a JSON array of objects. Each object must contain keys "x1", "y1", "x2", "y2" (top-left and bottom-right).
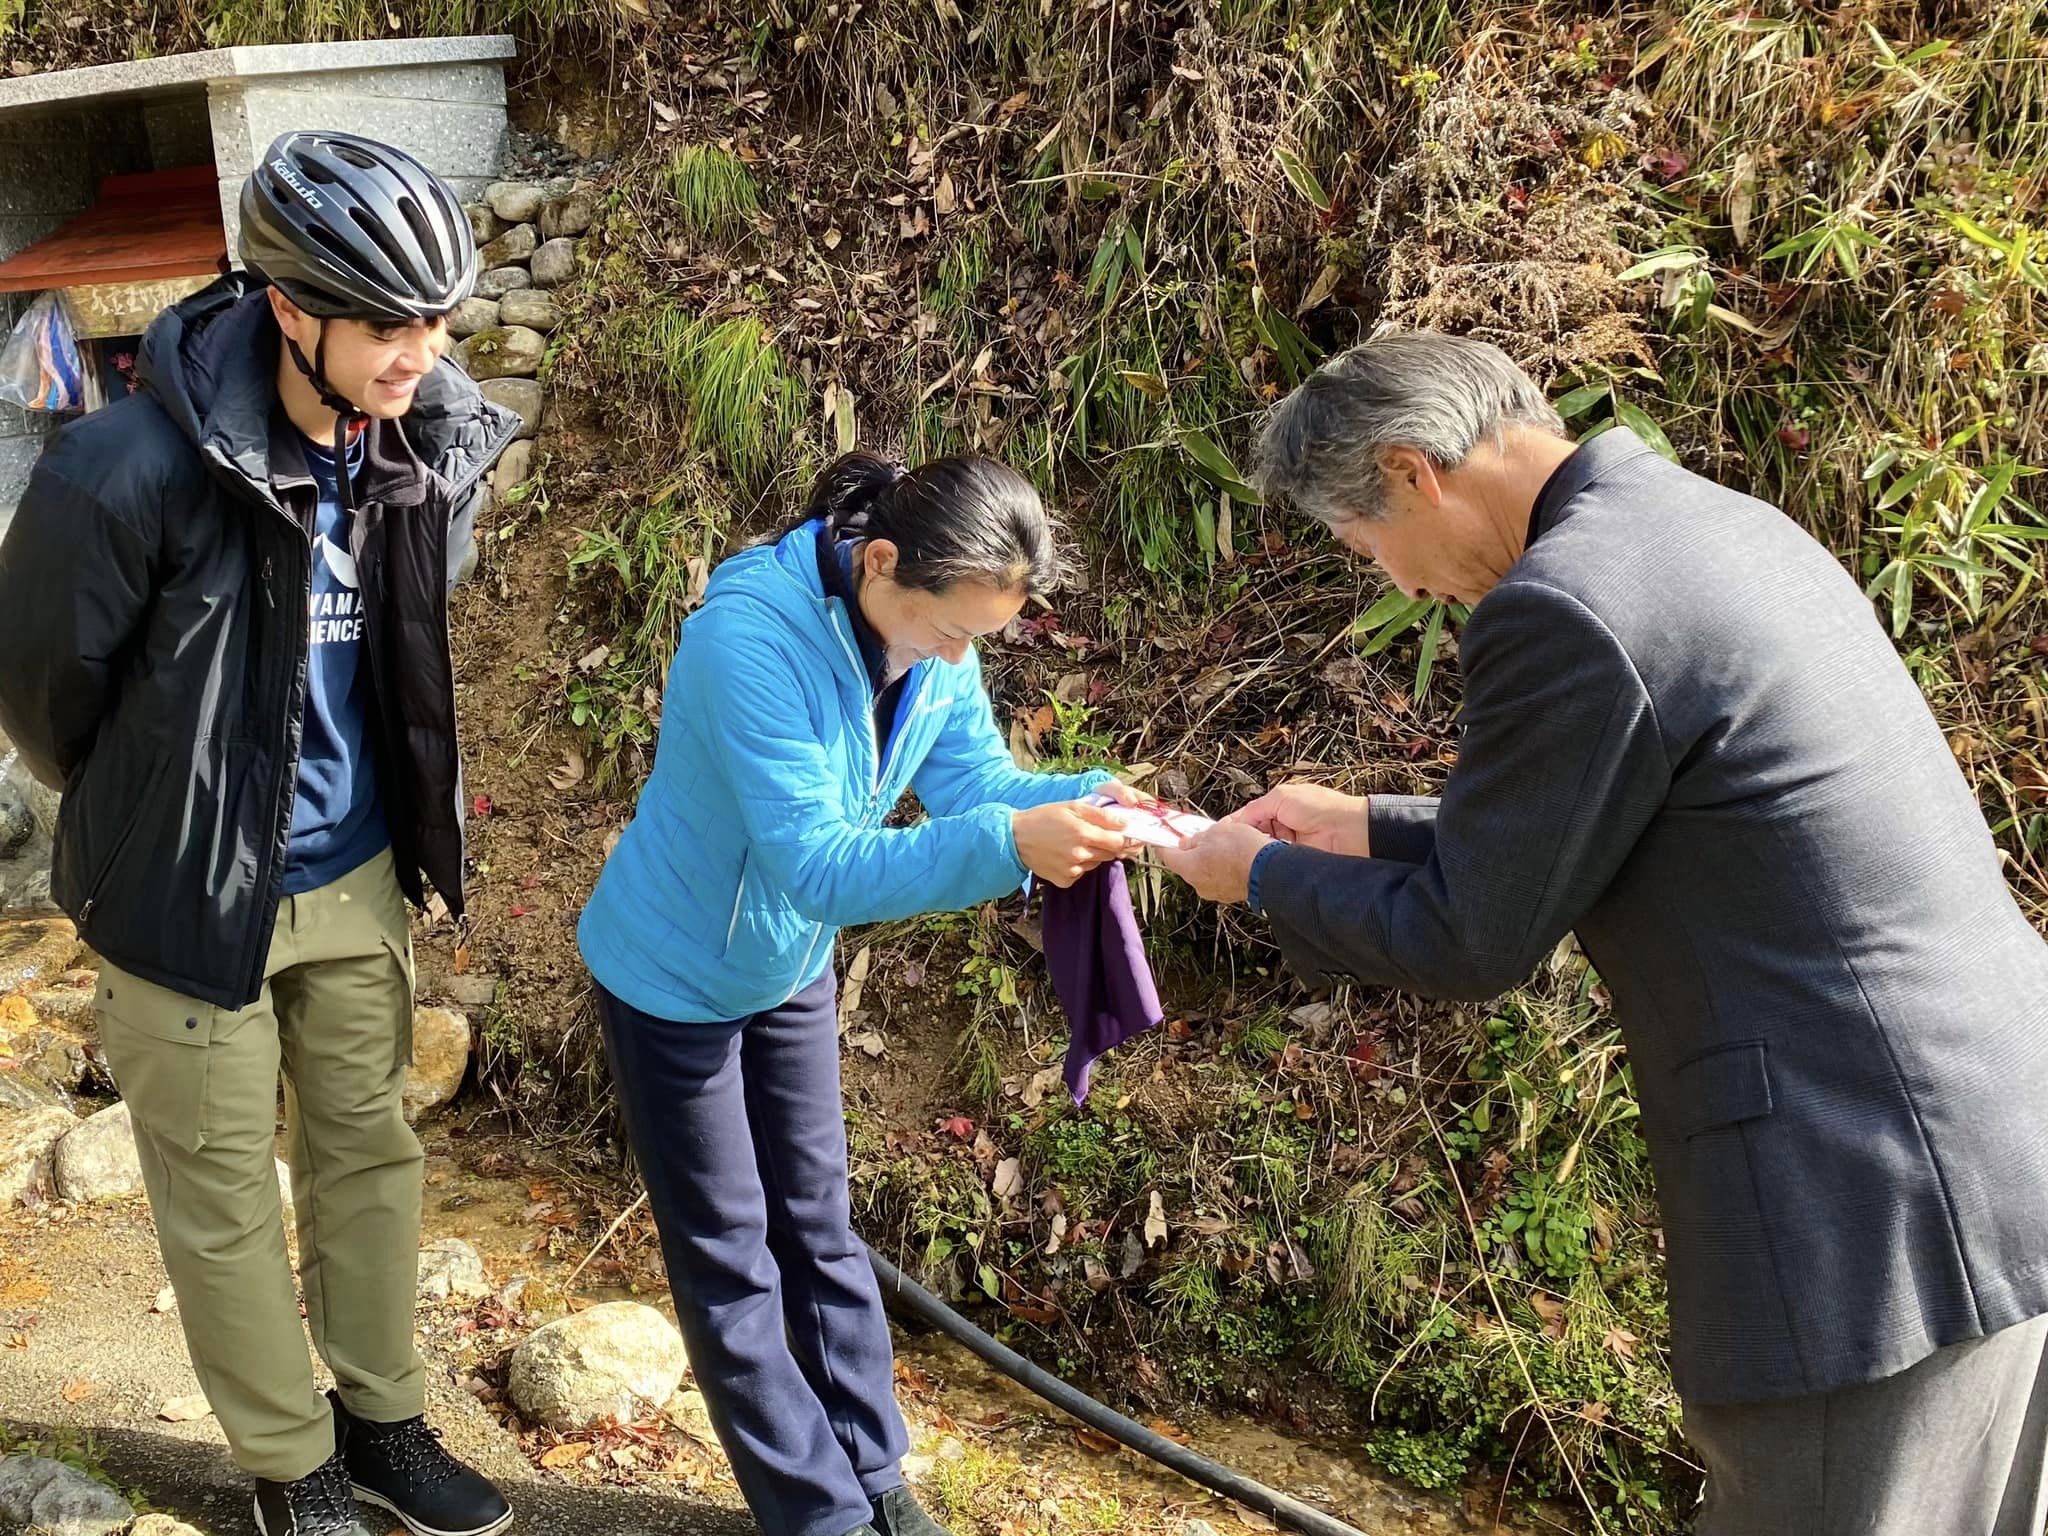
[{"x1": 579, "y1": 520, "x2": 1111, "y2": 1023}]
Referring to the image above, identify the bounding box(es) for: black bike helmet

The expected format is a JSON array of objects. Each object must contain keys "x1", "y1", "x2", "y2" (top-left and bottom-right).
[{"x1": 239, "y1": 130, "x2": 478, "y2": 321}]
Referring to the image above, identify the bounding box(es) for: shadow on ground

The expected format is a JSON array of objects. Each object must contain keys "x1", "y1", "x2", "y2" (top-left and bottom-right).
[{"x1": 2, "y1": 1419, "x2": 758, "y2": 1536}]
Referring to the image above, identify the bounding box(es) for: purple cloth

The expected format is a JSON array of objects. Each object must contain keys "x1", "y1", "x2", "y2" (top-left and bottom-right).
[{"x1": 1042, "y1": 860, "x2": 1164, "y2": 1102}]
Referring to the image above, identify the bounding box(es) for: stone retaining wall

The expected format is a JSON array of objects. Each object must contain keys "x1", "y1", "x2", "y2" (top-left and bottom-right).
[{"x1": 453, "y1": 175, "x2": 593, "y2": 505}]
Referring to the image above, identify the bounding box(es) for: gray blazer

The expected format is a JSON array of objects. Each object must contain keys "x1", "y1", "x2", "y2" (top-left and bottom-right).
[{"x1": 1260, "y1": 428, "x2": 2048, "y2": 1406}]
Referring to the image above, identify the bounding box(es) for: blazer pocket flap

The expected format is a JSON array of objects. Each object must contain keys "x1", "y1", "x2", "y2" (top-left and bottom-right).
[{"x1": 1675, "y1": 1041, "x2": 1772, "y2": 1139}]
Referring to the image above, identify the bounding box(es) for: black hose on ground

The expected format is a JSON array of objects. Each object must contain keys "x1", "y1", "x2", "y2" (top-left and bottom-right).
[{"x1": 868, "y1": 1247, "x2": 1371, "y2": 1536}]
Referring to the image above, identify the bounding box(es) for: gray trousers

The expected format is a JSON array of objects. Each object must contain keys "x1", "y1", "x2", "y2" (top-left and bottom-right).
[{"x1": 1685, "y1": 1314, "x2": 2048, "y2": 1535}]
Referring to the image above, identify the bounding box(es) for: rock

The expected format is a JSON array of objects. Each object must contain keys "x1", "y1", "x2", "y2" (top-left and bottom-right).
[
  {"x1": 129, "y1": 1518, "x2": 208, "y2": 1536},
  {"x1": 418, "y1": 1237, "x2": 490, "y2": 1301},
  {"x1": 447, "y1": 297, "x2": 500, "y2": 340},
  {"x1": 156, "y1": 1392, "x2": 212, "y2": 1423},
  {"x1": 539, "y1": 185, "x2": 598, "y2": 241},
  {"x1": 480, "y1": 378, "x2": 543, "y2": 441},
  {"x1": 1181, "y1": 1523, "x2": 1223, "y2": 1536},
  {"x1": 10, "y1": 1016, "x2": 92, "y2": 1097},
  {"x1": 507, "y1": 1301, "x2": 688, "y2": 1431},
  {"x1": 441, "y1": 973, "x2": 501, "y2": 1010},
  {"x1": 455, "y1": 326, "x2": 546, "y2": 382},
  {"x1": 491, "y1": 440, "x2": 535, "y2": 500},
  {"x1": 0, "y1": 783, "x2": 32, "y2": 857},
  {"x1": 0, "y1": 1073, "x2": 75, "y2": 1204},
  {"x1": 486, "y1": 181, "x2": 545, "y2": 224},
  {"x1": 0, "y1": 1454, "x2": 134, "y2": 1534},
  {"x1": 0, "y1": 916, "x2": 80, "y2": 994},
  {"x1": 528, "y1": 238, "x2": 578, "y2": 289},
  {"x1": 404, "y1": 1007, "x2": 472, "y2": 1121},
  {"x1": 478, "y1": 222, "x2": 537, "y2": 269},
  {"x1": 666, "y1": 1388, "x2": 718, "y2": 1448},
  {"x1": 465, "y1": 204, "x2": 505, "y2": 244},
  {"x1": 475, "y1": 266, "x2": 533, "y2": 301},
  {"x1": 25, "y1": 986, "x2": 93, "y2": 1024},
  {"x1": 497, "y1": 288, "x2": 562, "y2": 334},
  {"x1": 52, "y1": 1100, "x2": 143, "y2": 1203}
]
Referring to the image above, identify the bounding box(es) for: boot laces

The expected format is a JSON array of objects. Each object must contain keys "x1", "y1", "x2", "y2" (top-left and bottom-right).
[{"x1": 370, "y1": 1416, "x2": 461, "y2": 1489}]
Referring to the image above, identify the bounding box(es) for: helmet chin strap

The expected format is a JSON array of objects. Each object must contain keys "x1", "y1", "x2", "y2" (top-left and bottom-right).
[{"x1": 284, "y1": 321, "x2": 370, "y2": 513}]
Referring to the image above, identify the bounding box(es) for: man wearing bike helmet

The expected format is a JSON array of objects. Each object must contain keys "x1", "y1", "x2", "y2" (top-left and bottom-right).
[{"x1": 0, "y1": 133, "x2": 519, "y2": 1536}]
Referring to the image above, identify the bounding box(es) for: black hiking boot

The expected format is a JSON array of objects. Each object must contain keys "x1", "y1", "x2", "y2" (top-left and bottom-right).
[
  {"x1": 871, "y1": 1486, "x2": 954, "y2": 1536},
  {"x1": 331, "y1": 1390, "x2": 514, "y2": 1536},
  {"x1": 253, "y1": 1449, "x2": 375, "y2": 1536}
]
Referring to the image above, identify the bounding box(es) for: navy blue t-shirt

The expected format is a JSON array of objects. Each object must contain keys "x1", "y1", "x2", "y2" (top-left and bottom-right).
[{"x1": 281, "y1": 432, "x2": 388, "y2": 895}]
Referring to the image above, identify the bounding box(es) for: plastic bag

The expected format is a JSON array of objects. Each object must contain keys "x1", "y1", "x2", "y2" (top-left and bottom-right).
[
  {"x1": 0, "y1": 734, "x2": 61, "y2": 919},
  {"x1": 0, "y1": 293, "x2": 87, "y2": 413}
]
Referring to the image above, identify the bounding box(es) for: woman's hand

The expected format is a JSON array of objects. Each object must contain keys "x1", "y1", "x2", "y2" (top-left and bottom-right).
[
  {"x1": 1227, "y1": 783, "x2": 1371, "y2": 857},
  {"x1": 1092, "y1": 779, "x2": 1148, "y2": 808},
  {"x1": 1013, "y1": 801, "x2": 1136, "y2": 888}
]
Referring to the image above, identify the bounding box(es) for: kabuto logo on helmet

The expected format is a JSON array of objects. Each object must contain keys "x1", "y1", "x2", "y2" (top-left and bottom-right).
[{"x1": 269, "y1": 156, "x2": 324, "y2": 210}]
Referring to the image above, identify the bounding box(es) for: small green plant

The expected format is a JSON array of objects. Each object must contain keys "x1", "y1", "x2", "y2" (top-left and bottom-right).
[
  {"x1": 663, "y1": 142, "x2": 763, "y2": 242},
  {"x1": 1859, "y1": 432, "x2": 2044, "y2": 637}
]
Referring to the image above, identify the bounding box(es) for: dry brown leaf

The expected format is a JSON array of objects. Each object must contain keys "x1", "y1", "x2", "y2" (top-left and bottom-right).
[
  {"x1": 549, "y1": 750, "x2": 586, "y2": 792},
  {"x1": 539, "y1": 1441, "x2": 592, "y2": 1469},
  {"x1": 841, "y1": 946, "x2": 872, "y2": 1019},
  {"x1": 991, "y1": 1157, "x2": 1024, "y2": 1204},
  {"x1": 61, "y1": 1378, "x2": 97, "y2": 1403},
  {"x1": 1075, "y1": 1426, "x2": 1121, "y2": 1454}
]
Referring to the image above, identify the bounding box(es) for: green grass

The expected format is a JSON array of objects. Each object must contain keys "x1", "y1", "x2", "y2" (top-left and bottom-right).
[
  {"x1": 601, "y1": 305, "x2": 801, "y2": 489},
  {"x1": 663, "y1": 143, "x2": 765, "y2": 244}
]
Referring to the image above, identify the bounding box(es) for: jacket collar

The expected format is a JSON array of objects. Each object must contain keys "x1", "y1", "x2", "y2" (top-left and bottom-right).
[
  {"x1": 1528, "y1": 426, "x2": 1658, "y2": 544},
  {"x1": 138, "y1": 275, "x2": 516, "y2": 514}
]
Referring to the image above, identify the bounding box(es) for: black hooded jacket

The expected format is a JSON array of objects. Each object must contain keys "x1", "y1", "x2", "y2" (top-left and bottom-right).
[{"x1": 0, "y1": 276, "x2": 518, "y2": 1008}]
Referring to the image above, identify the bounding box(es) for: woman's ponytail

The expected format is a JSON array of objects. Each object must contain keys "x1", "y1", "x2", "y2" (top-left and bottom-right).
[
  {"x1": 774, "y1": 452, "x2": 904, "y2": 541},
  {"x1": 772, "y1": 450, "x2": 1064, "y2": 597}
]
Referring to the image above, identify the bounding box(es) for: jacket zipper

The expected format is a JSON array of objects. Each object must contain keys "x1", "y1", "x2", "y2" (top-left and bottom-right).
[{"x1": 785, "y1": 603, "x2": 927, "y2": 993}]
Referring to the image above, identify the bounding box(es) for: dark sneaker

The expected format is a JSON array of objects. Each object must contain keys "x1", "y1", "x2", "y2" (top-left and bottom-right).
[
  {"x1": 331, "y1": 1390, "x2": 513, "y2": 1536},
  {"x1": 871, "y1": 1486, "x2": 953, "y2": 1536},
  {"x1": 253, "y1": 1449, "x2": 375, "y2": 1536}
]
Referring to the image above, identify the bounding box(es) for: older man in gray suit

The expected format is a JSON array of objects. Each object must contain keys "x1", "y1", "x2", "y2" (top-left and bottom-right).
[{"x1": 1161, "y1": 333, "x2": 2048, "y2": 1534}]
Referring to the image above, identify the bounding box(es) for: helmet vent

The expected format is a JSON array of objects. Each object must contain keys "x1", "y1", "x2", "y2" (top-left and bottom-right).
[
  {"x1": 396, "y1": 195, "x2": 447, "y2": 287},
  {"x1": 330, "y1": 142, "x2": 381, "y2": 171},
  {"x1": 350, "y1": 206, "x2": 414, "y2": 284}
]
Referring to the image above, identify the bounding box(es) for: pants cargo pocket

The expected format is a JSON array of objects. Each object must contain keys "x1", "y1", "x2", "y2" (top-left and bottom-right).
[
  {"x1": 96, "y1": 970, "x2": 217, "y2": 1154},
  {"x1": 379, "y1": 933, "x2": 417, "y2": 1068}
]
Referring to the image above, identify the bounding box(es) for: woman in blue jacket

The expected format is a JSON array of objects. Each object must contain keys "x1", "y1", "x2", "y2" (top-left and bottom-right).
[{"x1": 578, "y1": 453, "x2": 1135, "y2": 1536}]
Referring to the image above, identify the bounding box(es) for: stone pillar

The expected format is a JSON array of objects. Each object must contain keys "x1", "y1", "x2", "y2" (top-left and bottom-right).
[{"x1": 210, "y1": 43, "x2": 513, "y2": 262}]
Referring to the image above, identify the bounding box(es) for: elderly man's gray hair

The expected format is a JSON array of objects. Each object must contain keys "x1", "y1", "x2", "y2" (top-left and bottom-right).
[{"x1": 1256, "y1": 333, "x2": 1566, "y2": 523}]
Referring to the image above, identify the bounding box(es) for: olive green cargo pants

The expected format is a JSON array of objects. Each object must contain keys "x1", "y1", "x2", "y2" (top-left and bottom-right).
[{"x1": 94, "y1": 849, "x2": 426, "y2": 1481}]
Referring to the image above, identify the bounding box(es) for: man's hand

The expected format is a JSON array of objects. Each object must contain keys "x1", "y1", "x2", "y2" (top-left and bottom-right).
[
  {"x1": 1227, "y1": 783, "x2": 1371, "y2": 857},
  {"x1": 1155, "y1": 821, "x2": 1274, "y2": 905}
]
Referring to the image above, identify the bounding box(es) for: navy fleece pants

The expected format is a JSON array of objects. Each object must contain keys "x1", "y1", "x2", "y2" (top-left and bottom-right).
[{"x1": 595, "y1": 972, "x2": 908, "y2": 1536}]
